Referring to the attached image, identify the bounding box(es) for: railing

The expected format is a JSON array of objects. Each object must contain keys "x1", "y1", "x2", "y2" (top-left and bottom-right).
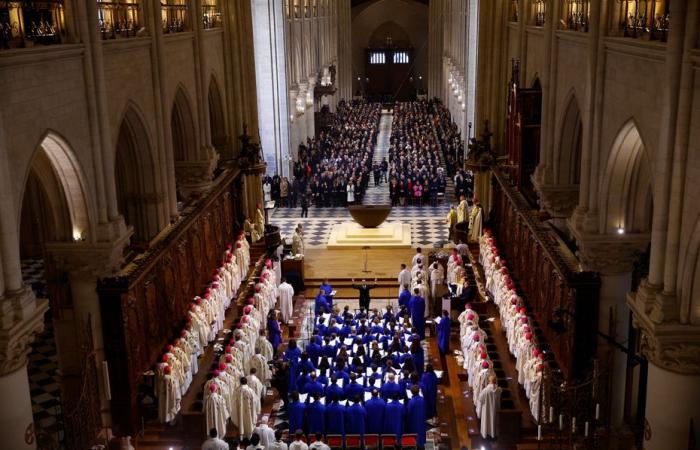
[
  {"x1": 161, "y1": 0, "x2": 187, "y2": 33},
  {"x1": 201, "y1": 1, "x2": 221, "y2": 29},
  {"x1": 98, "y1": 1, "x2": 141, "y2": 40},
  {"x1": 615, "y1": 0, "x2": 669, "y2": 42},
  {"x1": 562, "y1": 0, "x2": 589, "y2": 32},
  {"x1": 0, "y1": 0, "x2": 65, "y2": 49}
]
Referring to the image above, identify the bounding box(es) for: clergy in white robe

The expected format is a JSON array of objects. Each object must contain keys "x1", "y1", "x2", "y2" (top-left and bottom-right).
[
  {"x1": 237, "y1": 377, "x2": 260, "y2": 438},
  {"x1": 158, "y1": 365, "x2": 181, "y2": 424},
  {"x1": 278, "y1": 278, "x2": 295, "y2": 324},
  {"x1": 457, "y1": 196, "x2": 469, "y2": 223},
  {"x1": 478, "y1": 376, "x2": 502, "y2": 439},
  {"x1": 292, "y1": 229, "x2": 305, "y2": 256},
  {"x1": 249, "y1": 368, "x2": 265, "y2": 398},
  {"x1": 205, "y1": 383, "x2": 229, "y2": 439},
  {"x1": 398, "y1": 264, "x2": 412, "y2": 296},
  {"x1": 253, "y1": 416, "x2": 276, "y2": 449},
  {"x1": 411, "y1": 249, "x2": 423, "y2": 267},
  {"x1": 468, "y1": 201, "x2": 483, "y2": 242},
  {"x1": 251, "y1": 350, "x2": 271, "y2": 390}
]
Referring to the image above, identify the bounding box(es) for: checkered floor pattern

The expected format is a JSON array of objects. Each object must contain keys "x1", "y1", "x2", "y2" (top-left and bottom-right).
[
  {"x1": 362, "y1": 112, "x2": 392, "y2": 206},
  {"x1": 271, "y1": 203, "x2": 452, "y2": 249},
  {"x1": 21, "y1": 258, "x2": 65, "y2": 447}
]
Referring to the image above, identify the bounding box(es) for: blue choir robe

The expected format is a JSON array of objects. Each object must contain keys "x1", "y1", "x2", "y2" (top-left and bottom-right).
[
  {"x1": 409, "y1": 296, "x2": 426, "y2": 339},
  {"x1": 365, "y1": 397, "x2": 386, "y2": 434},
  {"x1": 406, "y1": 395, "x2": 427, "y2": 446},
  {"x1": 383, "y1": 399, "x2": 405, "y2": 439},
  {"x1": 412, "y1": 349, "x2": 425, "y2": 374},
  {"x1": 268, "y1": 318, "x2": 282, "y2": 351},
  {"x1": 380, "y1": 381, "x2": 401, "y2": 400},
  {"x1": 296, "y1": 373, "x2": 310, "y2": 393},
  {"x1": 420, "y1": 371, "x2": 438, "y2": 419},
  {"x1": 346, "y1": 402, "x2": 367, "y2": 436},
  {"x1": 315, "y1": 295, "x2": 329, "y2": 316},
  {"x1": 307, "y1": 400, "x2": 326, "y2": 434},
  {"x1": 303, "y1": 380, "x2": 324, "y2": 397},
  {"x1": 288, "y1": 400, "x2": 306, "y2": 435},
  {"x1": 437, "y1": 315, "x2": 451, "y2": 354},
  {"x1": 399, "y1": 290, "x2": 411, "y2": 309},
  {"x1": 326, "y1": 401, "x2": 346, "y2": 436},
  {"x1": 284, "y1": 346, "x2": 301, "y2": 363},
  {"x1": 306, "y1": 340, "x2": 322, "y2": 365},
  {"x1": 344, "y1": 381, "x2": 364, "y2": 402},
  {"x1": 325, "y1": 382, "x2": 344, "y2": 401},
  {"x1": 316, "y1": 322, "x2": 329, "y2": 336},
  {"x1": 334, "y1": 369, "x2": 350, "y2": 385}
]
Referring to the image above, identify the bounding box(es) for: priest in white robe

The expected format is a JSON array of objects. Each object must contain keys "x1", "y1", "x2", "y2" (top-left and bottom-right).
[
  {"x1": 292, "y1": 227, "x2": 305, "y2": 256},
  {"x1": 478, "y1": 376, "x2": 502, "y2": 439},
  {"x1": 158, "y1": 365, "x2": 181, "y2": 424},
  {"x1": 237, "y1": 377, "x2": 260, "y2": 439},
  {"x1": 278, "y1": 277, "x2": 295, "y2": 324},
  {"x1": 205, "y1": 383, "x2": 229, "y2": 439},
  {"x1": 253, "y1": 416, "x2": 276, "y2": 449}
]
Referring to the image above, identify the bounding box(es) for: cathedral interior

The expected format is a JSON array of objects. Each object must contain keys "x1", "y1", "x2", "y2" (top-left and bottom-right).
[{"x1": 0, "y1": 0, "x2": 699, "y2": 449}]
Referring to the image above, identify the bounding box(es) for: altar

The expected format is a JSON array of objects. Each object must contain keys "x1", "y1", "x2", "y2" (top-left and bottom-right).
[{"x1": 327, "y1": 221, "x2": 412, "y2": 248}]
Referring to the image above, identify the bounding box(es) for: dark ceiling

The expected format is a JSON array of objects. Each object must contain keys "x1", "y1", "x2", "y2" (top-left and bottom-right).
[{"x1": 351, "y1": 0, "x2": 429, "y2": 7}]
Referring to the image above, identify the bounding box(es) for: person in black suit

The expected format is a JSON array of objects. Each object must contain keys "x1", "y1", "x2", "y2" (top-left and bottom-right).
[{"x1": 351, "y1": 278, "x2": 377, "y2": 311}]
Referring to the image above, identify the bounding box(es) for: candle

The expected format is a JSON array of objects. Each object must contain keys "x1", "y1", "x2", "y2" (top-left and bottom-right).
[
  {"x1": 538, "y1": 425, "x2": 542, "y2": 441},
  {"x1": 595, "y1": 403, "x2": 600, "y2": 420},
  {"x1": 585, "y1": 421, "x2": 589, "y2": 437},
  {"x1": 549, "y1": 406, "x2": 554, "y2": 423},
  {"x1": 572, "y1": 417, "x2": 576, "y2": 432},
  {"x1": 559, "y1": 414, "x2": 564, "y2": 430}
]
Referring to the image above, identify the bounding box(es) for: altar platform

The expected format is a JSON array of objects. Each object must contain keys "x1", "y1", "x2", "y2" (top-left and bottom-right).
[{"x1": 326, "y1": 221, "x2": 412, "y2": 249}]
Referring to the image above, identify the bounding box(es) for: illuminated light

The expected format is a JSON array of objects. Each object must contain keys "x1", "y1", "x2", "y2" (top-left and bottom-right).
[
  {"x1": 73, "y1": 229, "x2": 82, "y2": 241},
  {"x1": 617, "y1": 226, "x2": 625, "y2": 235}
]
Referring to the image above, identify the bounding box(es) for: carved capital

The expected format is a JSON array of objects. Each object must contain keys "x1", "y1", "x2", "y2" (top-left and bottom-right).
[
  {"x1": 175, "y1": 148, "x2": 220, "y2": 197},
  {"x1": 45, "y1": 231, "x2": 131, "y2": 279},
  {"x1": 534, "y1": 182, "x2": 580, "y2": 217},
  {"x1": 629, "y1": 291, "x2": 700, "y2": 375},
  {"x1": 0, "y1": 289, "x2": 48, "y2": 375},
  {"x1": 570, "y1": 228, "x2": 649, "y2": 274}
]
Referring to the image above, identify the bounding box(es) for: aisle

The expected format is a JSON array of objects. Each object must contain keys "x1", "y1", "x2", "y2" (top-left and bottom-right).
[{"x1": 362, "y1": 110, "x2": 392, "y2": 205}]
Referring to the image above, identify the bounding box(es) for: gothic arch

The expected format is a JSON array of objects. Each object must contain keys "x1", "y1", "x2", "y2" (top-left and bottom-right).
[
  {"x1": 208, "y1": 74, "x2": 227, "y2": 154},
  {"x1": 115, "y1": 105, "x2": 163, "y2": 242},
  {"x1": 599, "y1": 120, "x2": 653, "y2": 234},
  {"x1": 171, "y1": 85, "x2": 198, "y2": 162},
  {"x1": 368, "y1": 20, "x2": 412, "y2": 48},
  {"x1": 554, "y1": 91, "x2": 582, "y2": 186},
  {"x1": 19, "y1": 131, "x2": 94, "y2": 252}
]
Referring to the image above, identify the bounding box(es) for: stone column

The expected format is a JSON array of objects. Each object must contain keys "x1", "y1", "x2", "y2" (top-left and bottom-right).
[
  {"x1": 306, "y1": 76, "x2": 316, "y2": 138},
  {"x1": 46, "y1": 235, "x2": 130, "y2": 429},
  {"x1": 0, "y1": 288, "x2": 47, "y2": 450},
  {"x1": 576, "y1": 234, "x2": 649, "y2": 427},
  {"x1": 243, "y1": 163, "x2": 267, "y2": 220}
]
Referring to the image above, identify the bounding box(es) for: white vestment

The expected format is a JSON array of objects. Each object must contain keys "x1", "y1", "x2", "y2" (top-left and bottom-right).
[
  {"x1": 292, "y1": 232, "x2": 305, "y2": 256},
  {"x1": 253, "y1": 423, "x2": 276, "y2": 448},
  {"x1": 205, "y1": 391, "x2": 229, "y2": 440},
  {"x1": 398, "y1": 269, "x2": 412, "y2": 294},
  {"x1": 278, "y1": 282, "x2": 295, "y2": 323},
  {"x1": 157, "y1": 373, "x2": 181, "y2": 423},
  {"x1": 469, "y1": 207, "x2": 483, "y2": 241},
  {"x1": 202, "y1": 437, "x2": 229, "y2": 450},
  {"x1": 237, "y1": 384, "x2": 260, "y2": 438},
  {"x1": 478, "y1": 383, "x2": 502, "y2": 439}
]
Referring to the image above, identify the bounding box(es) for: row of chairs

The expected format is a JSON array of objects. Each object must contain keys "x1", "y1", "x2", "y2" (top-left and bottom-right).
[{"x1": 304, "y1": 433, "x2": 419, "y2": 449}]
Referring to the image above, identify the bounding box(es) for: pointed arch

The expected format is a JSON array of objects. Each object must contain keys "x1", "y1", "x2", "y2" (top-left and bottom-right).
[
  {"x1": 208, "y1": 74, "x2": 228, "y2": 154},
  {"x1": 115, "y1": 104, "x2": 163, "y2": 242},
  {"x1": 555, "y1": 91, "x2": 583, "y2": 186},
  {"x1": 19, "y1": 131, "x2": 94, "y2": 251},
  {"x1": 680, "y1": 215, "x2": 700, "y2": 325},
  {"x1": 599, "y1": 119, "x2": 653, "y2": 234},
  {"x1": 171, "y1": 85, "x2": 198, "y2": 163}
]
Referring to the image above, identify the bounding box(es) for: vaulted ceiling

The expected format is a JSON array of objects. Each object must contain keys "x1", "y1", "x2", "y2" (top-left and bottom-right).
[{"x1": 351, "y1": 0, "x2": 429, "y2": 7}]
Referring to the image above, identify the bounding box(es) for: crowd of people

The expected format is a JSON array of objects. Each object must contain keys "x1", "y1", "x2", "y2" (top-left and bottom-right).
[
  {"x1": 262, "y1": 100, "x2": 381, "y2": 210},
  {"x1": 479, "y1": 229, "x2": 546, "y2": 424}
]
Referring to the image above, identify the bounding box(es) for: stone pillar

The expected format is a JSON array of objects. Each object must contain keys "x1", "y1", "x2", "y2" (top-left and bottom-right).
[
  {"x1": 243, "y1": 164, "x2": 267, "y2": 220},
  {"x1": 174, "y1": 148, "x2": 220, "y2": 198},
  {"x1": 576, "y1": 234, "x2": 650, "y2": 427},
  {"x1": 306, "y1": 77, "x2": 316, "y2": 138},
  {"x1": 0, "y1": 288, "x2": 47, "y2": 450},
  {"x1": 46, "y1": 234, "x2": 130, "y2": 429}
]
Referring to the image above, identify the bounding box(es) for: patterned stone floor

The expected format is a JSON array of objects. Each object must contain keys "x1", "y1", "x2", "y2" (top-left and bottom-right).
[{"x1": 362, "y1": 111, "x2": 392, "y2": 205}]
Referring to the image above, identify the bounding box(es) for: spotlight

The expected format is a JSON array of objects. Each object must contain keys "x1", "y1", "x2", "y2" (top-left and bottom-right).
[{"x1": 617, "y1": 226, "x2": 625, "y2": 235}]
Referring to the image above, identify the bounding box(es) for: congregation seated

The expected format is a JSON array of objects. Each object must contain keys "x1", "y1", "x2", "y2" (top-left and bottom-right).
[{"x1": 291, "y1": 100, "x2": 381, "y2": 208}]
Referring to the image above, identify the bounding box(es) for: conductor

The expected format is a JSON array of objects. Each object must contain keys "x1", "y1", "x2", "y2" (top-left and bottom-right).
[{"x1": 351, "y1": 278, "x2": 378, "y2": 311}]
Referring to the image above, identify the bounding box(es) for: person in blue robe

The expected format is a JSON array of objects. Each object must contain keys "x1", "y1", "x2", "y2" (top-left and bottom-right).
[
  {"x1": 287, "y1": 392, "x2": 306, "y2": 436},
  {"x1": 307, "y1": 393, "x2": 326, "y2": 435},
  {"x1": 345, "y1": 396, "x2": 367, "y2": 437},
  {"x1": 437, "y1": 310, "x2": 451, "y2": 355},
  {"x1": 320, "y1": 279, "x2": 333, "y2": 307},
  {"x1": 383, "y1": 394, "x2": 405, "y2": 440},
  {"x1": 344, "y1": 374, "x2": 364, "y2": 401},
  {"x1": 325, "y1": 397, "x2": 346, "y2": 436},
  {"x1": 315, "y1": 290, "x2": 330, "y2": 316},
  {"x1": 365, "y1": 389, "x2": 386, "y2": 434},
  {"x1": 303, "y1": 373, "x2": 324, "y2": 397},
  {"x1": 421, "y1": 364, "x2": 439, "y2": 419},
  {"x1": 316, "y1": 317, "x2": 329, "y2": 336},
  {"x1": 408, "y1": 289, "x2": 426, "y2": 339},
  {"x1": 380, "y1": 373, "x2": 401, "y2": 400},
  {"x1": 406, "y1": 385, "x2": 427, "y2": 447},
  {"x1": 306, "y1": 336, "x2": 322, "y2": 366},
  {"x1": 284, "y1": 339, "x2": 302, "y2": 363},
  {"x1": 296, "y1": 370, "x2": 311, "y2": 394},
  {"x1": 267, "y1": 312, "x2": 282, "y2": 356},
  {"x1": 410, "y1": 341, "x2": 425, "y2": 374},
  {"x1": 398, "y1": 287, "x2": 412, "y2": 309},
  {"x1": 325, "y1": 375, "x2": 344, "y2": 400}
]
